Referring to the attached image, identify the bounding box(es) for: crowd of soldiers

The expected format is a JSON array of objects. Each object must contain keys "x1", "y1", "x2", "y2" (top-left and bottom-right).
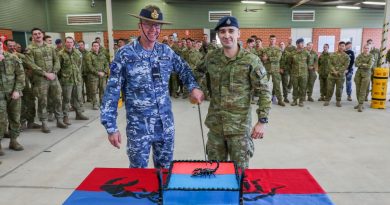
[
  {"x1": 0, "y1": 27, "x2": 110, "y2": 156},
  {"x1": 165, "y1": 33, "x2": 387, "y2": 112}
]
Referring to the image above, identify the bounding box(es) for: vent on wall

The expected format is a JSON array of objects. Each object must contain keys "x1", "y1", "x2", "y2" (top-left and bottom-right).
[
  {"x1": 292, "y1": 11, "x2": 315, "y2": 22},
  {"x1": 209, "y1": 11, "x2": 232, "y2": 22},
  {"x1": 67, "y1": 14, "x2": 102, "y2": 25}
]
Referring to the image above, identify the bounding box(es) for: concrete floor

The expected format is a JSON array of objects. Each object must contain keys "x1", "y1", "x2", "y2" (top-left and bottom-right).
[{"x1": 0, "y1": 81, "x2": 390, "y2": 205}]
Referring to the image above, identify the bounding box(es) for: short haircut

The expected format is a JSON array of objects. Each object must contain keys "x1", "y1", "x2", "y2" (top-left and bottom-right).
[
  {"x1": 78, "y1": 40, "x2": 85, "y2": 44},
  {"x1": 43, "y1": 35, "x2": 51, "y2": 41},
  {"x1": 339, "y1": 41, "x2": 346, "y2": 45},
  {"x1": 247, "y1": 38, "x2": 255, "y2": 43},
  {"x1": 92, "y1": 41, "x2": 100, "y2": 46},
  {"x1": 346, "y1": 41, "x2": 352, "y2": 46},
  {"x1": 324, "y1": 43, "x2": 329, "y2": 47},
  {"x1": 367, "y1": 39, "x2": 373, "y2": 43},
  {"x1": 95, "y1": 37, "x2": 101, "y2": 40},
  {"x1": 250, "y1": 35, "x2": 258, "y2": 39},
  {"x1": 270, "y1": 35, "x2": 276, "y2": 38},
  {"x1": 65, "y1": 36, "x2": 74, "y2": 42},
  {"x1": 256, "y1": 38, "x2": 262, "y2": 42},
  {"x1": 31, "y1": 27, "x2": 43, "y2": 33},
  {"x1": 118, "y1": 38, "x2": 126, "y2": 42}
]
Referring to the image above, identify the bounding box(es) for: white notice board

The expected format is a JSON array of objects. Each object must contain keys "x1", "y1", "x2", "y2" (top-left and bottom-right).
[{"x1": 318, "y1": 36, "x2": 335, "y2": 52}]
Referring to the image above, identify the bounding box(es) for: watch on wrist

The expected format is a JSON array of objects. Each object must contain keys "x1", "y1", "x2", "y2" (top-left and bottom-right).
[{"x1": 259, "y1": 117, "x2": 268, "y2": 124}]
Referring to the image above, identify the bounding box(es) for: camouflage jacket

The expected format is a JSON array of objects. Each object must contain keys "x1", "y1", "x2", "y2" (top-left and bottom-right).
[
  {"x1": 187, "y1": 48, "x2": 203, "y2": 70},
  {"x1": 355, "y1": 53, "x2": 374, "y2": 72},
  {"x1": 370, "y1": 48, "x2": 380, "y2": 67},
  {"x1": 58, "y1": 48, "x2": 83, "y2": 85},
  {"x1": 318, "y1": 51, "x2": 331, "y2": 77},
  {"x1": 100, "y1": 39, "x2": 199, "y2": 135},
  {"x1": 285, "y1": 45, "x2": 296, "y2": 53},
  {"x1": 262, "y1": 46, "x2": 282, "y2": 73},
  {"x1": 196, "y1": 46, "x2": 271, "y2": 135},
  {"x1": 25, "y1": 42, "x2": 61, "y2": 83},
  {"x1": 0, "y1": 52, "x2": 25, "y2": 93},
  {"x1": 85, "y1": 51, "x2": 109, "y2": 77},
  {"x1": 328, "y1": 51, "x2": 350, "y2": 79},
  {"x1": 79, "y1": 49, "x2": 89, "y2": 77},
  {"x1": 386, "y1": 49, "x2": 390, "y2": 63},
  {"x1": 288, "y1": 49, "x2": 311, "y2": 77},
  {"x1": 308, "y1": 50, "x2": 318, "y2": 70}
]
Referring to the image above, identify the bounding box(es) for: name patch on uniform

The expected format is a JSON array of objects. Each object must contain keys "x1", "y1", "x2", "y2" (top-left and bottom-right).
[{"x1": 158, "y1": 56, "x2": 171, "y2": 61}]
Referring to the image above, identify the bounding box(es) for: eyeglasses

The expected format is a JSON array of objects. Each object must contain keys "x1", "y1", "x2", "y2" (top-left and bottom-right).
[{"x1": 142, "y1": 23, "x2": 162, "y2": 30}]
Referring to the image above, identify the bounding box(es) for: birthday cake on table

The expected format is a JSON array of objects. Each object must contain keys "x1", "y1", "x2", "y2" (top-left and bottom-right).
[{"x1": 163, "y1": 160, "x2": 243, "y2": 205}]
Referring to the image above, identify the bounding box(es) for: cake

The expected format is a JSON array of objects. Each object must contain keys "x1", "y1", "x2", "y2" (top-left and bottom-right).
[{"x1": 163, "y1": 160, "x2": 242, "y2": 205}]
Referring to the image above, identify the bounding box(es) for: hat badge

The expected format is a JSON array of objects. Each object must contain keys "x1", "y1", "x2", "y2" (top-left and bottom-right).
[
  {"x1": 226, "y1": 18, "x2": 231, "y2": 25},
  {"x1": 151, "y1": 10, "x2": 159, "y2": 19}
]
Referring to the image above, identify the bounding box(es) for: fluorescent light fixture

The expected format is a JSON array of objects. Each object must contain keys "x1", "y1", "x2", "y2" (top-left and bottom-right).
[
  {"x1": 336, "y1": 6, "x2": 361, "y2": 9},
  {"x1": 362, "y1": 1, "x2": 386, "y2": 5},
  {"x1": 241, "y1": 1, "x2": 266, "y2": 4}
]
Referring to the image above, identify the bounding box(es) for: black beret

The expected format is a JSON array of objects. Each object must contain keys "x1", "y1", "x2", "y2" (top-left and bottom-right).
[{"x1": 215, "y1": 16, "x2": 239, "y2": 31}]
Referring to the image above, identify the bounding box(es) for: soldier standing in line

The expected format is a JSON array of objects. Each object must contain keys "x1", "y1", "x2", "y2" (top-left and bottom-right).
[
  {"x1": 305, "y1": 42, "x2": 318, "y2": 102},
  {"x1": 279, "y1": 41, "x2": 291, "y2": 103},
  {"x1": 78, "y1": 40, "x2": 90, "y2": 103},
  {"x1": 0, "y1": 41, "x2": 25, "y2": 155},
  {"x1": 25, "y1": 28, "x2": 68, "y2": 133},
  {"x1": 354, "y1": 45, "x2": 374, "y2": 112},
  {"x1": 344, "y1": 41, "x2": 355, "y2": 101},
  {"x1": 246, "y1": 38, "x2": 256, "y2": 54},
  {"x1": 262, "y1": 35, "x2": 285, "y2": 106},
  {"x1": 318, "y1": 43, "x2": 331, "y2": 101},
  {"x1": 196, "y1": 16, "x2": 271, "y2": 169},
  {"x1": 323, "y1": 41, "x2": 350, "y2": 107},
  {"x1": 58, "y1": 37, "x2": 89, "y2": 125},
  {"x1": 288, "y1": 38, "x2": 310, "y2": 107},
  {"x1": 365, "y1": 39, "x2": 381, "y2": 101},
  {"x1": 85, "y1": 41, "x2": 109, "y2": 110}
]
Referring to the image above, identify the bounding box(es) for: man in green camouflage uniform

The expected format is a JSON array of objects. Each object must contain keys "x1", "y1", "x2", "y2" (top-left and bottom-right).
[
  {"x1": 318, "y1": 44, "x2": 331, "y2": 101},
  {"x1": 85, "y1": 41, "x2": 109, "y2": 110},
  {"x1": 0, "y1": 41, "x2": 25, "y2": 155},
  {"x1": 246, "y1": 38, "x2": 256, "y2": 54},
  {"x1": 285, "y1": 37, "x2": 296, "y2": 92},
  {"x1": 196, "y1": 16, "x2": 271, "y2": 169},
  {"x1": 365, "y1": 39, "x2": 381, "y2": 101},
  {"x1": 354, "y1": 45, "x2": 374, "y2": 112},
  {"x1": 78, "y1": 40, "x2": 90, "y2": 103},
  {"x1": 25, "y1": 28, "x2": 68, "y2": 133},
  {"x1": 262, "y1": 35, "x2": 285, "y2": 106},
  {"x1": 386, "y1": 49, "x2": 390, "y2": 63},
  {"x1": 288, "y1": 38, "x2": 310, "y2": 107},
  {"x1": 169, "y1": 36, "x2": 180, "y2": 98},
  {"x1": 279, "y1": 41, "x2": 293, "y2": 103},
  {"x1": 7, "y1": 40, "x2": 41, "y2": 130},
  {"x1": 47, "y1": 39, "x2": 63, "y2": 122},
  {"x1": 58, "y1": 37, "x2": 89, "y2": 125},
  {"x1": 305, "y1": 42, "x2": 318, "y2": 102},
  {"x1": 324, "y1": 41, "x2": 350, "y2": 107}
]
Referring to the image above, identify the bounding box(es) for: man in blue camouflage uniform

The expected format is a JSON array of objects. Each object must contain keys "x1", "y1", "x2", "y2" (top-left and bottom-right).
[{"x1": 100, "y1": 5, "x2": 204, "y2": 168}]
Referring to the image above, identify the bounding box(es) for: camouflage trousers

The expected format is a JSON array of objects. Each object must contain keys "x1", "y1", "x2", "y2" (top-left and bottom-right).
[
  {"x1": 281, "y1": 70, "x2": 290, "y2": 99},
  {"x1": 126, "y1": 120, "x2": 174, "y2": 168},
  {"x1": 88, "y1": 76, "x2": 106, "y2": 106},
  {"x1": 318, "y1": 75, "x2": 328, "y2": 99},
  {"x1": 354, "y1": 70, "x2": 371, "y2": 104},
  {"x1": 267, "y1": 71, "x2": 283, "y2": 101},
  {"x1": 291, "y1": 75, "x2": 307, "y2": 102},
  {"x1": 0, "y1": 92, "x2": 21, "y2": 140},
  {"x1": 306, "y1": 69, "x2": 317, "y2": 98},
  {"x1": 33, "y1": 79, "x2": 63, "y2": 121},
  {"x1": 326, "y1": 77, "x2": 345, "y2": 102},
  {"x1": 20, "y1": 77, "x2": 36, "y2": 124},
  {"x1": 169, "y1": 73, "x2": 179, "y2": 96},
  {"x1": 82, "y1": 75, "x2": 90, "y2": 102},
  {"x1": 62, "y1": 84, "x2": 83, "y2": 117},
  {"x1": 206, "y1": 129, "x2": 254, "y2": 169}
]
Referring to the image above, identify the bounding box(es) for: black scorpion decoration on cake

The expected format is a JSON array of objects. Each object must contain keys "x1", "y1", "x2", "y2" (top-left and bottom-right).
[{"x1": 191, "y1": 161, "x2": 220, "y2": 177}]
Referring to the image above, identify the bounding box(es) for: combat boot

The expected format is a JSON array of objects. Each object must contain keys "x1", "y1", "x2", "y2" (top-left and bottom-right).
[
  {"x1": 92, "y1": 104, "x2": 99, "y2": 110},
  {"x1": 48, "y1": 112, "x2": 55, "y2": 122},
  {"x1": 63, "y1": 116, "x2": 72, "y2": 125},
  {"x1": 323, "y1": 101, "x2": 330, "y2": 106},
  {"x1": 318, "y1": 96, "x2": 324, "y2": 101},
  {"x1": 358, "y1": 105, "x2": 363, "y2": 112},
  {"x1": 57, "y1": 120, "x2": 68, "y2": 129},
  {"x1": 336, "y1": 101, "x2": 342, "y2": 107},
  {"x1": 307, "y1": 96, "x2": 314, "y2": 102},
  {"x1": 283, "y1": 98, "x2": 290, "y2": 103},
  {"x1": 298, "y1": 101, "x2": 304, "y2": 107},
  {"x1": 278, "y1": 100, "x2": 285, "y2": 107},
  {"x1": 9, "y1": 138, "x2": 24, "y2": 151},
  {"x1": 27, "y1": 121, "x2": 42, "y2": 129},
  {"x1": 347, "y1": 95, "x2": 352, "y2": 101},
  {"x1": 76, "y1": 112, "x2": 89, "y2": 120},
  {"x1": 41, "y1": 121, "x2": 51, "y2": 133},
  {"x1": 0, "y1": 142, "x2": 4, "y2": 156},
  {"x1": 291, "y1": 100, "x2": 297, "y2": 106}
]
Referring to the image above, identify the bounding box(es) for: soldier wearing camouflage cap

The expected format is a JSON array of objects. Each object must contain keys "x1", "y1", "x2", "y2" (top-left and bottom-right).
[{"x1": 196, "y1": 16, "x2": 271, "y2": 169}]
